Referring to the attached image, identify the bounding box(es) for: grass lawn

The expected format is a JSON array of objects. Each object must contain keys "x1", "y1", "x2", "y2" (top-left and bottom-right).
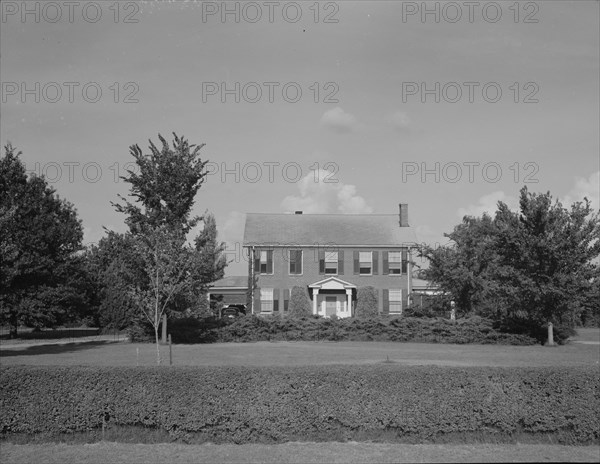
[
  {"x1": 1, "y1": 328, "x2": 599, "y2": 367},
  {"x1": 3, "y1": 442, "x2": 600, "y2": 464}
]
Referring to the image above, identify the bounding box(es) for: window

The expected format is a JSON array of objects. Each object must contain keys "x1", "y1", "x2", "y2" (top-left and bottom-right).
[
  {"x1": 388, "y1": 251, "x2": 402, "y2": 274},
  {"x1": 359, "y1": 251, "x2": 372, "y2": 275},
  {"x1": 325, "y1": 251, "x2": 338, "y2": 275},
  {"x1": 289, "y1": 250, "x2": 303, "y2": 275},
  {"x1": 389, "y1": 290, "x2": 402, "y2": 314},
  {"x1": 257, "y1": 250, "x2": 273, "y2": 274},
  {"x1": 261, "y1": 288, "x2": 273, "y2": 313}
]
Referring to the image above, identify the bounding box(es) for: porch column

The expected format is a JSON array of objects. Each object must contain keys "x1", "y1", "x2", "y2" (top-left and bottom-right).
[
  {"x1": 312, "y1": 288, "x2": 319, "y2": 315},
  {"x1": 346, "y1": 289, "x2": 352, "y2": 316}
]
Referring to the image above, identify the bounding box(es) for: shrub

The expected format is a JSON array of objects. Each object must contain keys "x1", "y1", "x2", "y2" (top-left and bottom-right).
[
  {"x1": 288, "y1": 286, "x2": 312, "y2": 317},
  {"x1": 1, "y1": 365, "x2": 598, "y2": 444},
  {"x1": 356, "y1": 286, "x2": 378, "y2": 317}
]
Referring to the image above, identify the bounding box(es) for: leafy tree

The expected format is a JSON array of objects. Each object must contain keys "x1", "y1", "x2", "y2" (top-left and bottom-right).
[
  {"x1": 111, "y1": 133, "x2": 225, "y2": 352},
  {"x1": 356, "y1": 286, "x2": 379, "y2": 317},
  {"x1": 492, "y1": 187, "x2": 600, "y2": 332},
  {"x1": 0, "y1": 143, "x2": 85, "y2": 336},
  {"x1": 288, "y1": 286, "x2": 312, "y2": 317}
]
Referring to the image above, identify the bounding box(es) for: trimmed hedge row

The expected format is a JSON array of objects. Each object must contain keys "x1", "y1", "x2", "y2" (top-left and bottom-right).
[
  {"x1": 152, "y1": 315, "x2": 538, "y2": 345},
  {"x1": 1, "y1": 365, "x2": 598, "y2": 444}
]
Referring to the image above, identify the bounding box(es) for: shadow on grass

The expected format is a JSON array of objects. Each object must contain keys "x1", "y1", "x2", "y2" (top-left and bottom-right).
[{"x1": 0, "y1": 340, "x2": 117, "y2": 357}]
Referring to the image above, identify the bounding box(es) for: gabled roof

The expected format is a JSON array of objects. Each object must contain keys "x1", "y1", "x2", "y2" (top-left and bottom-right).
[
  {"x1": 309, "y1": 276, "x2": 357, "y2": 289},
  {"x1": 243, "y1": 213, "x2": 418, "y2": 247}
]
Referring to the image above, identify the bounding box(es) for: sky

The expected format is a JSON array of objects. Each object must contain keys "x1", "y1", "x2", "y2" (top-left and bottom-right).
[{"x1": 1, "y1": 0, "x2": 599, "y2": 276}]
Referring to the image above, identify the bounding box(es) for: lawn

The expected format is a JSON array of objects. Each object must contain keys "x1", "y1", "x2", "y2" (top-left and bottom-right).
[
  {"x1": 3, "y1": 442, "x2": 600, "y2": 464},
  {"x1": 1, "y1": 328, "x2": 598, "y2": 367}
]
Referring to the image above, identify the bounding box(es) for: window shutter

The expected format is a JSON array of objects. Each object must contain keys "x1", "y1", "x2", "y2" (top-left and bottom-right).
[
  {"x1": 253, "y1": 249, "x2": 260, "y2": 273},
  {"x1": 253, "y1": 288, "x2": 261, "y2": 314},
  {"x1": 338, "y1": 250, "x2": 344, "y2": 275},
  {"x1": 273, "y1": 288, "x2": 280, "y2": 311},
  {"x1": 382, "y1": 251, "x2": 389, "y2": 275},
  {"x1": 284, "y1": 288, "x2": 290, "y2": 311},
  {"x1": 402, "y1": 249, "x2": 408, "y2": 274},
  {"x1": 383, "y1": 289, "x2": 389, "y2": 314},
  {"x1": 267, "y1": 250, "x2": 273, "y2": 274},
  {"x1": 373, "y1": 251, "x2": 379, "y2": 275},
  {"x1": 353, "y1": 251, "x2": 359, "y2": 275},
  {"x1": 319, "y1": 250, "x2": 325, "y2": 275},
  {"x1": 296, "y1": 250, "x2": 302, "y2": 274}
]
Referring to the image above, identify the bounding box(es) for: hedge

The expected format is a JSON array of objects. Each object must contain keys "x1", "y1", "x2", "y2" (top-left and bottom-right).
[
  {"x1": 1, "y1": 365, "x2": 598, "y2": 444},
  {"x1": 132, "y1": 315, "x2": 538, "y2": 345}
]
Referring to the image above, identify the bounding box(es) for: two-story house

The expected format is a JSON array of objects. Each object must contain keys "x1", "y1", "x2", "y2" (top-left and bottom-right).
[{"x1": 242, "y1": 204, "x2": 418, "y2": 318}]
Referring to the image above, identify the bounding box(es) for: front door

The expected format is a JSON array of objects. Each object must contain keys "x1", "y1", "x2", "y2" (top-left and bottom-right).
[{"x1": 325, "y1": 297, "x2": 337, "y2": 317}]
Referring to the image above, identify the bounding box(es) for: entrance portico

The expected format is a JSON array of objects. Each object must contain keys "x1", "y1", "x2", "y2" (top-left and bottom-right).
[{"x1": 308, "y1": 277, "x2": 357, "y2": 318}]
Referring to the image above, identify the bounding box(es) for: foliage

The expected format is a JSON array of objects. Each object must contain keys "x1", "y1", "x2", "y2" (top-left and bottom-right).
[
  {"x1": 163, "y1": 314, "x2": 537, "y2": 345},
  {"x1": 287, "y1": 286, "x2": 312, "y2": 317},
  {"x1": 491, "y1": 187, "x2": 600, "y2": 329},
  {"x1": 0, "y1": 143, "x2": 86, "y2": 336},
  {"x1": 355, "y1": 286, "x2": 379, "y2": 317},
  {"x1": 2, "y1": 365, "x2": 597, "y2": 444},
  {"x1": 112, "y1": 133, "x2": 208, "y2": 235},
  {"x1": 420, "y1": 186, "x2": 600, "y2": 340}
]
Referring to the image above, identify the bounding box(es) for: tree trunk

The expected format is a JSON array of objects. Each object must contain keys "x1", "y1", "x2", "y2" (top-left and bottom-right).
[
  {"x1": 155, "y1": 326, "x2": 161, "y2": 365},
  {"x1": 9, "y1": 315, "x2": 18, "y2": 338}
]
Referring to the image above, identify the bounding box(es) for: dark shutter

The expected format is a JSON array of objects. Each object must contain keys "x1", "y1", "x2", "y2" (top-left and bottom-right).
[
  {"x1": 402, "y1": 249, "x2": 408, "y2": 274},
  {"x1": 284, "y1": 288, "x2": 290, "y2": 311},
  {"x1": 254, "y1": 249, "x2": 260, "y2": 273},
  {"x1": 253, "y1": 288, "x2": 261, "y2": 314},
  {"x1": 353, "y1": 251, "x2": 359, "y2": 275},
  {"x1": 296, "y1": 250, "x2": 302, "y2": 274},
  {"x1": 373, "y1": 251, "x2": 379, "y2": 275},
  {"x1": 382, "y1": 251, "x2": 389, "y2": 275},
  {"x1": 319, "y1": 250, "x2": 325, "y2": 275},
  {"x1": 273, "y1": 288, "x2": 280, "y2": 311},
  {"x1": 338, "y1": 250, "x2": 344, "y2": 275},
  {"x1": 267, "y1": 250, "x2": 273, "y2": 274},
  {"x1": 382, "y1": 289, "x2": 389, "y2": 314}
]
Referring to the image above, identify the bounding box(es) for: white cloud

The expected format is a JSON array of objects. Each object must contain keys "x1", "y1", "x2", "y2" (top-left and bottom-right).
[
  {"x1": 457, "y1": 191, "x2": 518, "y2": 218},
  {"x1": 386, "y1": 111, "x2": 410, "y2": 132},
  {"x1": 319, "y1": 107, "x2": 358, "y2": 133},
  {"x1": 282, "y1": 169, "x2": 373, "y2": 214},
  {"x1": 562, "y1": 171, "x2": 600, "y2": 209}
]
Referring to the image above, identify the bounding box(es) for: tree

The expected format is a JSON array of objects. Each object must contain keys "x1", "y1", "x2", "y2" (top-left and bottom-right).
[
  {"x1": 492, "y1": 187, "x2": 600, "y2": 332},
  {"x1": 112, "y1": 133, "x2": 224, "y2": 358},
  {"x1": 0, "y1": 143, "x2": 85, "y2": 336},
  {"x1": 355, "y1": 286, "x2": 379, "y2": 317},
  {"x1": 288, "y1": 286, "x2": 312, "y2": 317}
]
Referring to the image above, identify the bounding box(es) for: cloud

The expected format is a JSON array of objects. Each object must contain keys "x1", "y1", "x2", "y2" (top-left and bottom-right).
[
  {"x1": 282, "y1": 169, "x2": 373, "y2": 214},
  {"x1": 562, "y1": 171, "x2": 600, "y2": 209},
  {"x1": 386, "y1": 111, "x2": 410, "y2": 132},
  {"x1": 220, "y1": 211, "x2": 245, "y2": 244},
  {"x1": 319, "y1": 107, "x2": 358, "y2": 133},
  {"x1": 457, "y1": 191, "x2": 518, "y2": 218}
]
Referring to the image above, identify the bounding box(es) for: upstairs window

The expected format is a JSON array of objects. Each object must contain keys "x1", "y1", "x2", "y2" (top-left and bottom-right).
[
  {"x1": 325, "y1": 251, "x2": 338, "y2": 275},
  {"x1": 256, "y1": 250, "x2": 273, "y2": 274},
  {"x1": 359, "y1": 251, "x2": 372, "y2": 275},
  {"x1": 289, "y1": 250, "x2": 303, "y2": 275},
  {"x1": 388, "y1": 251, "x2": 402, "y2": 274}
]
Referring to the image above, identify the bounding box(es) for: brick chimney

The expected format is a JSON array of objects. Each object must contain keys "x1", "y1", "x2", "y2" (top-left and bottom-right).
[{"x1": 399, "y1": 203, "x2": 409, "y2": 227}]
